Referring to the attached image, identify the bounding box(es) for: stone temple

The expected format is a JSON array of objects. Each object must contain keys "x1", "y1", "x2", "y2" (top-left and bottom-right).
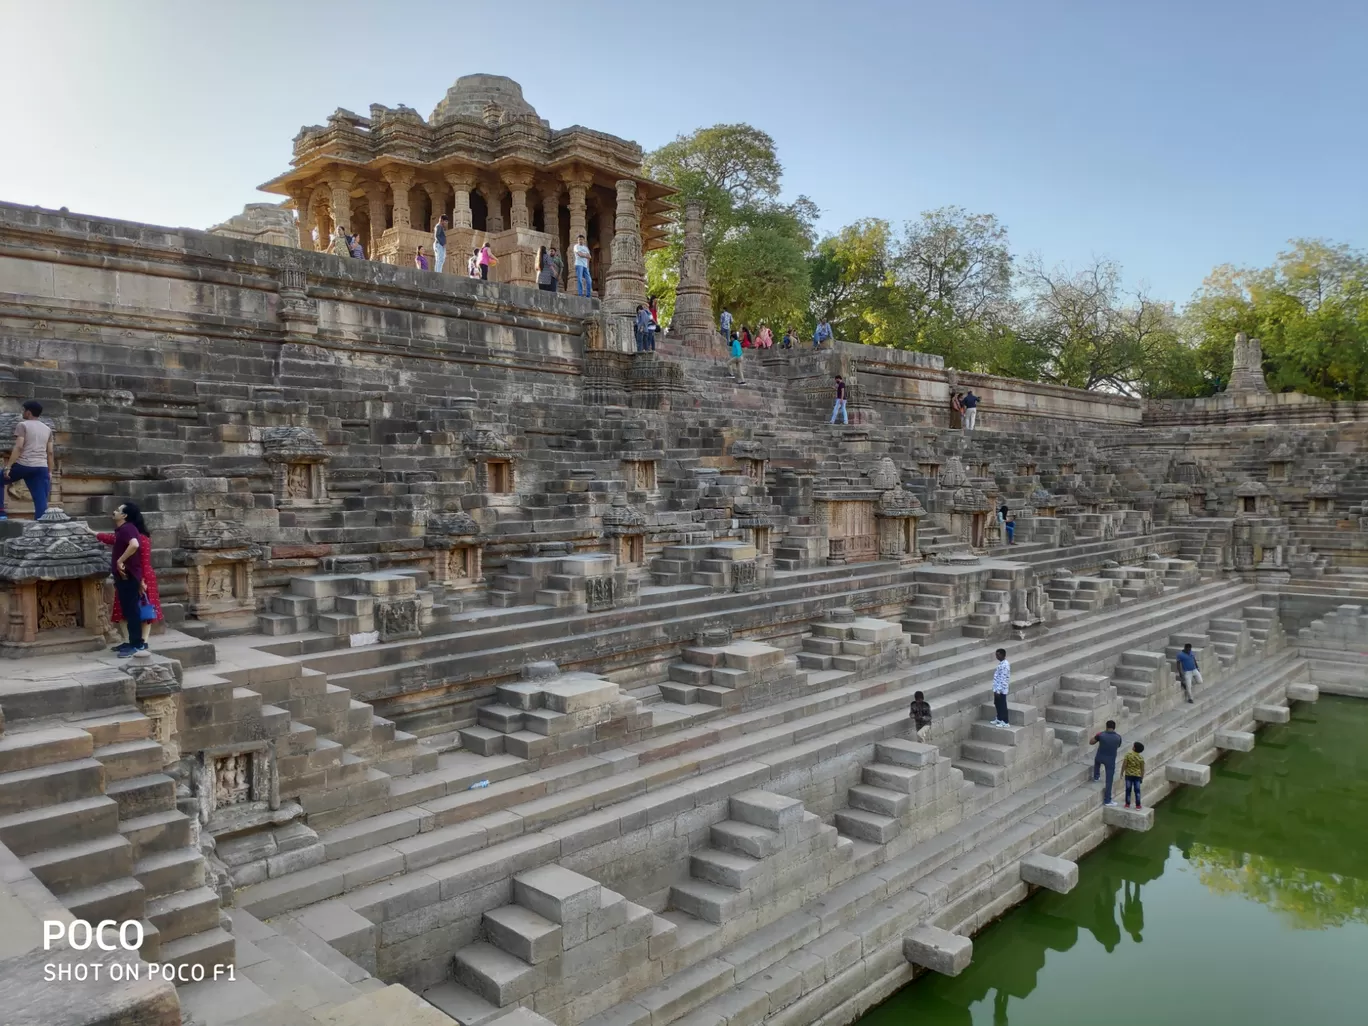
[{"x1": 0, "y1": 75, "x2": 1364, "y2": 1026}]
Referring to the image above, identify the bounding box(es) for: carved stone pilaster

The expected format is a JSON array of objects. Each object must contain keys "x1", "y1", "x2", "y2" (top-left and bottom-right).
[
  {"x1": 603, "y1": 180, "x2": 647, "y2": 316},
  {"x1": 673, "y1": 201, "x2": 714, "y2": 344}
]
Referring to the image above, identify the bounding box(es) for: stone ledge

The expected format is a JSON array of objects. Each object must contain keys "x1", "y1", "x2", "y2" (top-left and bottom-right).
[
  {"x1": 1165, "y1": 761, "x2": 1211, "y2": 787},
  {"x1": 1286, "y1": 682, "x2": 1319, "y2": 703},
  {"x1": 902, "y1": 925, "x2": 972, "y2": 976},
  {"x1": 1253, "y1": 704, "x2": 1290, "y2": 724},
  {"x1": 1019, "y1": 853, "x2": 1078, "y2": 894},
  {"x1": 1214, "y1": 729, "x2": 1255, "y2": 752},
  {"x1": 1103, "y1": 804, "x2": 1154, "y2": 831}
]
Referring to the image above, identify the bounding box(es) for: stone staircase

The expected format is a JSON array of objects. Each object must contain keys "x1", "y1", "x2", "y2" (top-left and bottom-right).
[
  {"x1": 962, "y1": 573, "x2": 1013, "y2": 638},
  {"x1": 794, "y1": 608, "x2": 915, "y2": 676},
  {"x1": 661, "y1": 639, "x2": 811, "y2": 712},
  {"x1": 834, "y1": 738, "x2": 967, "y2": 845},
  {"x1": 950, "y1": 701, "x2": 1064, "y2": 790},
  {"x1": 0, "y1": 674, "x2": 232, "y2": 972},
  {"x1": 1296, "y1": 603, "x2": 1368, "y2": 696},
  {"x1": 1044, "y1": 672, "x2": 1126, "y2": 745},
  {"x1": 901, "y1": 580, "x2": 957, "y2": 645},
  {"x1": 258, "y1": 567, "x2": 445, "y2": 638},
  {"x1": 1044, "y1": 574, "x2": 1119, "y2": 613}
]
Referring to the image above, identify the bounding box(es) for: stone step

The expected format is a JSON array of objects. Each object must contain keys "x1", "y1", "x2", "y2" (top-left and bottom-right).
[
  {"x1": 669, "y1": 877, "x2": 746, "y2": 924},
  {"x1": 24, "y1": 832, "x2": 133, "y2": 895},
  {"x1": 959, "y1": 739, "x2": 1015, "y2": 767},
  {"x1": 453, "y1": 941, "x2": 539, "y2": 1006},
  {"x1": 483, "y1": 905, "x2": 562, "y2": 965},
  {"x1": 62, "y1": 874, "x2": 145, "y2": 924},
  {"x1": 709, "y1": 820, "x2": 782, "y2": 859},
  {"x1": 1045, "y1": 703, "x2": 1094, "y2": 727},
  {"x1": 93, "y1": 738, "x2": 167, "y2": 782},
  {"x1": 0, "y1": 757, "x2": 105, "y2": 815},
  {"x1": 157, "y1": 925, "x2": 236, "y2": 972},
  {"x1": 67, "y1": 707, "x2": 154, "y2": 746},
  {"x1": 847, "y1": 782, "x2": 911, "y2": 818},
  {"x1": 834, "y1": 807, "x2": 900, "y2": 844},
  {"x1": 135, "y1": 846, "x2": 206, "y2": 899},
  {"x1": 146, "y1": 885, "x2": 221, "y2": 943},
  {"x1": 0, "y1": 794, "x2": 119, "y2": 856},
  {"x1": 690, "y1": 848, "x2": 764, "y2": 890},
  {"x1": 422, "y1": 981, "x2": 504, "y2": 1026},
  {"x1": 951, "y1": 758, "x2": 1007, "y2": 787},
  {"x1": 0, "y1": 725, "x2": 94, "y2": 774},
  {"x1": 1051, "y1": 688, "x2": 1107, "y2": 709},
  {"x1": 121, "y1": 807, "x2": 194, "y2": 863}
]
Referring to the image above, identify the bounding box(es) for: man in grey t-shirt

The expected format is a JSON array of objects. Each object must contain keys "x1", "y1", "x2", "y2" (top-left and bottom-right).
[{"x1": 1089, "y1": 720, "x2": 1124, "y2": 806}]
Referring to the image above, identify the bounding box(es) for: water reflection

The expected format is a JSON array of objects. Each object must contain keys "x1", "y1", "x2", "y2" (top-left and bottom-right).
[{"x1": 857, "y1": 698, "x2": 1368, "y2": 1026}]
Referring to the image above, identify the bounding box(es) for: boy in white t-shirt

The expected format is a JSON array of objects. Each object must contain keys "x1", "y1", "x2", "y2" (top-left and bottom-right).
[
  {"x1": 1, "y1": 400, "x2": 54, "y2": 519},
  {"x1": 573, "y1": 234, "x2": 592, "y2": 297}
]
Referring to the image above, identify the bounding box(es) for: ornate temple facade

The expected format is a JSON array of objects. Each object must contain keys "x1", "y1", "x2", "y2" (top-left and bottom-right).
[{"x1": 257, "y1": 74, "x2": 671, "y2": 298}]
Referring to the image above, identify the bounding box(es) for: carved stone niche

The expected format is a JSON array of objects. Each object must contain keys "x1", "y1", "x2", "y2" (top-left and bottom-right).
[
  {"x1": 426, "y1": 511, "x2": 484, "y2": 594},
  {"x1": 623, "y1": 458, "x2": 658, "y2": 493},
  {"x1": 603, "y1": 502, "x2": 646, "y2": 568},
  {"x1": 178, "y1": 518, "x2": 261, "y2": 626},
  {"x1": 877, "y1": 485, "x2": 926, "y2": 564},
  {"x1": 1234, "y1": 480, "x2": 1274, "y2": 516},
  {"x1": 0, "y1": 508, "x2": 111, "y2": 657},
  {"x1": 585, "y1": 575, "x2": 617, "y2": 612},
  {"x1": 261, "y1": 427, "x2": 329, "y2": 506},
  {"x1": 1265, "y1": 442, "x2": 1294, "y2": 482},
  {"x1": 191, "y1": 740, "x2": 280, "y2": 836}
]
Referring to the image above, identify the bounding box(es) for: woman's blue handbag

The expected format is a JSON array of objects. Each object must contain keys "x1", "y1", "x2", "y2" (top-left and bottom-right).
[{"x1": 138, "y1": 599, "x2": 158, "y2": 622}]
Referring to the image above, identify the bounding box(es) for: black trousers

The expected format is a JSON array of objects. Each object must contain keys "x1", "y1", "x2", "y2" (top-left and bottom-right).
[
  {"x1": 993, "y1": 692, "x2": 1009, "y2": 722},
  {"x1": 114, "y1": 577, "x2": 145, "y2": 647}
]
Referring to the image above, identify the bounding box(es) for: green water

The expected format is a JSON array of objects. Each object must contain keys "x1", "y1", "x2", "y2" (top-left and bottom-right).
[{"x1": 859, "y1": 696, "x2": 1368, "y2": 1026}]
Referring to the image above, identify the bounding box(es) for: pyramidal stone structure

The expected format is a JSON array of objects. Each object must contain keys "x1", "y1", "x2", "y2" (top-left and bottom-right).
[{"x1": 0, "y1": 77, "x2": 1363, "y2": 1026}]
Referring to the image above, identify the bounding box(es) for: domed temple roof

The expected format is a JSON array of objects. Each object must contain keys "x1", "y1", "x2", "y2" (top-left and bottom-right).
[{"x1": 430, "y1": 74, "x2": 545, "y2": 125}]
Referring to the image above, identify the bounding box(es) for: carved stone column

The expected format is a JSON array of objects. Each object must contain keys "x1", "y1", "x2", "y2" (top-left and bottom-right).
[
  {"x1": 564, "y1": 169, "x2": 591, "y2": 257},
  {"x1": 446, "y1": 170, "x2": 476, "y2": 229},
  {"x1": 604, "y1": 180, "x2": 647, "y2": 316},
  {"x1": 383, "y1": 169, "x2": 414, "y2": 229},
  {"x1": 542, "y1": 183, "x2": 562, "y2": 254},
  {"x1": 482, "y1": 180, "x2": 506, "y2": 233},
  {"x1": 503, "y1": 170, "x2": 534, "y2": 230},
  {"x1": 363, "y1": 183, "x2": 388, "y2": 257},
  {"x1": 292, "y1": 189, "x2": 314, "y2": 251},
  {"x1": 327, "y1": 175, "x2": 354, "y2": 234},
  {"x1": 673, "y1": 200, "x2": 713, "y2": 343},
  {"x1": 423, "y1": 181, "x2": 447, "y2": 232}
]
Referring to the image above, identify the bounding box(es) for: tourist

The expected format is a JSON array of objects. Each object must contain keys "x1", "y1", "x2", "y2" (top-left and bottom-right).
[
  {"x1": 433, "y1": 215, "x2": 449, "y2": 273},
  {"x1": 0, "y1": 400, "x2": 54, "y2": 521},
  {"x1": 830, "y1": 375, "x2": 849, "y2": 425},
  {"x1": 88, "y1": 516, "x2": 162, "y2": 647},
  {"x1": 720, "y1": 308, "x2": 733, "y2": 344},
  {"x1": 573, "y1": 234, "x2": 592, "y2": 296},
  {"x1": 478, "y1": 242, "x2": 496, "y2": 280},
  {"x1": 1004, "y1": 510, "x2": 1015, "y2": 545},
  {"x1": 648, "y1": 295, "x2": 660, "y2": 330},
  {"x1": 1176, "y1": 643, "x2": 1200, "y2": 703},
  {"x1": 634, "y1": 305, "x2": 656, "y2": 353},
  {"x1": 1090, "y1": 720, "x2": 1124, "y2": 806},
  {"x1": 349, "y1": 234, "x2": 365, "y2": 260},
  {"x1": 961, "y1": 389, "x2": 980, "y2": 431},
  {"x1": 1123, "y1": 741, "x2": 1146, "y2": 809},
  {"x1": 951, "y1": 391, "x2": 964, "y2": 427},
  {"x1": 814, "y1": 319, "x2": 832, "y2": 349},
  {"x1": 468, "y1": 248, "x2": 480, "y2": 278},
  {"x1": 331, "y1": 229, "x2": 350, "y2": 259},
  {"x1": 910, "y1": 690, "x2": 932, "y2": 742},
  {"x1": 990, "y1": 648, "x2": 1010, "y2": 727},
  {"x1": 757, "y1": 324, "x2": 773, "y2": 349},
  {"x1": 537, "y1": 246, "x2": 557, "y2": 292},
  {"x1": 740, "y1": 326, "x2": 753, "y2": 349},
  {"x1": 548, "y1": 247, "x2": 564, "y2": 291},
  {"x1": 781, "y1": 327, "x2": 795, "y2": 349},
  {"x1": 415, "y1": 247, "x2": 429, "y2": 271},
  {"x1": 105, "y1": 501, "x2": 150, "y2": 658},
  {"x1": 728, "y1": 331, "x2": 745, "y2": 383}
]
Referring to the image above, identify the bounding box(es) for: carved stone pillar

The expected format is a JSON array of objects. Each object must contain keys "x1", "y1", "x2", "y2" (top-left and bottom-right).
[
  {"x1": 542, "y1": 183, "x2": 561, "y2": 254},
  {"x1": 423, "y1": 181, "x2": 447, "y2": 232},
  {"x1": 503, "y1": 170, "x2": 534, "y2": 230},
  {"x1": 673, "y1": 200, "x2": 713, "y2": 343},
  {"x1": 482, "y1": 180, "x2": 506, "y2": 233},
  {"x1": 383, "y1": 169, "x2": 414, "y2": 229},
  {"x1": 564, "y1": 170, "x2": 591, "y2": 257},
  {"x1": 446, "y1": 171, "x2": 476, "y2": 229},
  {"x1": 327, "y1": 175, "x2": 354, "y2": 234},
  {"x1": 604, "y1": 180, "x2": 647, "y2": 316},
  {"x1": 364, "y1": 183, "x2": 388, "y2": 257},
  {"x1": 292, "y1": 190, "x2": 314, "y2": 251}
]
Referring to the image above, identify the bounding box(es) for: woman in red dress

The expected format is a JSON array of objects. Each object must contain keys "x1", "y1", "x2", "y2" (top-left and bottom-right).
[{"x1": 92, "y1": 523, "x2": 162, "y2": 638}]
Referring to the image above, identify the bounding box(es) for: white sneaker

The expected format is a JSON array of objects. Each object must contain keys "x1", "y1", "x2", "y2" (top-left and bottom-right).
[{"x1": 1103, "y1": 800, "x2": 1118, "y2": 806}]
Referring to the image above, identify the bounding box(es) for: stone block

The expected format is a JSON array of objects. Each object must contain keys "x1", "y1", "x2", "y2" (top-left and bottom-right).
[
  {"x1": 875, "y1": 738, "x2": 938, "y2": 768},
  {"x1": 1215, "y1": 730, "x2": 1255, "y2": 752},
  {"x1": 1253, "y1": 704, "x2": 1290, "y2": 724},
  {"x1": 1019, "y1": 853, "x2": 1078, "y2": 894},
  {"x1": 484, "y1": 905, "x2": 563, "y2": 964},
  {"x1": 487, "y1": 1009, "x2": 560, "y2": 1026},
  {"x1": 1165, "y1": 761, "x2": 1211, "y2": 786},
  {"x1": 848, "y1": 618, "x2": 903, "y2": 643},
  {"x1": 729, "y1": 790, "x2": 803, "y2": 831},
  {"x1": 1286, "y1": 682, "x2": 1319, "y2": 703},
  {"x1": 721, "y1": 641, "x2": 786, "y2": 672},
  {"x1": 514, "y1": 864, "x2": 601, "y2": 924},
  {"x1": 1103, "y1": 804, "x2": 1155, "y2": 831},
  {"x1": 294, "y1": 900, "x2": 378, "y2": 961},
  {"x1": 541, "y1": 678, "x2": 620, "y2": 713},
  {"x1": 903, "y1": 925, "x2": 972, "y2": 976}
]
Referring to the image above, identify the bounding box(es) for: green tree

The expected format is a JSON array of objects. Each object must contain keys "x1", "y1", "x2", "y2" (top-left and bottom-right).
[
  {"x1": 807, "y1": 218, "x2": 896, "y2": 342},
  {"x1": 645, "y1": 124, "x2": 814, "y2": 328}
]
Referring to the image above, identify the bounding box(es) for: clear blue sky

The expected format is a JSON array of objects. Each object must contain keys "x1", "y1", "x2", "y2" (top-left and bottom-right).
[{"x1": 2, "y1": 0, "x2": 1364, "y2": 305}]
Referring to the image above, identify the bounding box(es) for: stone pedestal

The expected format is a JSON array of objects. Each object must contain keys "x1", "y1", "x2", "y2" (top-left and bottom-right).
[
  {"x1": 0, "y1": 508, "x2": 110, "y2": 657},
  {"x1": 177, "y1": 518, "x2": 262, "y2": 630},
  {"x1": 489, "y1": 228, "x2": 554, "y2": 287}
]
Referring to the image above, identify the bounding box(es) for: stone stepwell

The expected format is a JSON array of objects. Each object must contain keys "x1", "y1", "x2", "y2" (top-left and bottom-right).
[{"x1": 2, "y1": 195, "x2": 1367, "y2": 1026}]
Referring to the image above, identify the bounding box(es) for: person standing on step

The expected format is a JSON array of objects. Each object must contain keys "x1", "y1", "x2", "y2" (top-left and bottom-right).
[
  {"x1": 910, "y1": 690, "x2": 932, "y2": 742},
  {"x1": 814, "y1": 318, "x2": 833, "y2": 349},
  {"x1": 537, "y1": 246, "x2": 558, "y2": 292},
  {"x1": 728, "y1": 331, "x2": 745, "y2": 383},
  {"x1": 991, "y1": 648, "x2": 1011, "y2": 727},
  {"x1": 1, "y1": 400, "x2": 54, "y2": 520},
  {"x1": 432, "y1": 215, "x2": 449, "y2": 273},
  {"x1": 830, "y1": 375, "x2": 849, "y2": 425},
  {"x1": 89, "y1": 515, "x2": 162, "y2": 646},
  {"x1": 478, "y1": 241, "x2": 496, "y2": 281},
  {"x1": 1090, "y1": 720, "x2": 1124, "y2": 806},
  {"x1": 1123, "y1": 741, "x2": 1146, "y2": 809},
  {"x1": 961, "y1": 389, "x2": 980, "y2": 431},
  {"x1": 414, "y1": 246, "x2": 429, "y2": 271},
  {"x1": 106, "y1": 501, "x2": 150, "y2": 658},
  {"x1": 720, "y1": 308, "x2": 733, "y2": 345},
  {"x1": 1176, "y1": 643, "x2": 1201, "y2": 703},
  {"x1": 572, "y1": 234, "x2": 592, "y2": 296}
]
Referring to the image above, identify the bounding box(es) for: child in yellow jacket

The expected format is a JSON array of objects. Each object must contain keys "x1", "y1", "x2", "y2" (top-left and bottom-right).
[{"x1": 1123, "y1": 742, "x2": 1145, "y2": 809}]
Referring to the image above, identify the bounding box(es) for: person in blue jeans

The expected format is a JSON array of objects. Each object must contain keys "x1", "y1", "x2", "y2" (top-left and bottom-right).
[
  {"x1": 1090, "y1": 720, "x2": 1124, "y2": 805},
  {"x1": 830, "y1": 376, "x2": 848, "y2": 424},
  {"x1": 572, "y1": 234, "x2": 592, "y2": 297},
  {"x1": 1175, "y1": 643, "x2": 1200, "y2": 703},
  {"x1": 1, "y1": 400, "x2": 54, "y2": 520}
]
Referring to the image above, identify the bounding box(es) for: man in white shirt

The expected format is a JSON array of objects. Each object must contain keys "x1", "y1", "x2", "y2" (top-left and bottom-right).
[
  {"x1": 1, "y1": 400, "x2": 54, "y2": 519},
  {"x1": 990, "y1": 648, "x2": 1011, "y2": 727},
  {"x1": 573, "y1": 234, "x2": 592, "y2": 297}
]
